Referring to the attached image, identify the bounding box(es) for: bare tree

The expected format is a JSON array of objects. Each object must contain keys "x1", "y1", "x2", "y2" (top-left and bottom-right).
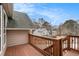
[{"x1": 58, "y1": 19, "x2": 78, "y2": 35}]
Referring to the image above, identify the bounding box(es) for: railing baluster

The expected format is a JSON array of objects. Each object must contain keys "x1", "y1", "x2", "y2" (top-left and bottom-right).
[
  {"x1": 75, "y1": 37, "x2": 77, "y2": 49},
  {"x1": 71, "y1": 37, "x2": 73, "y2": 48},
  {"x1": 70, "y1": 37, "x2": 72, "y2": 48},
  {"x1": 64, "y1": 41, "x2": 65, "y2": 48},
  {"x1": 67, "y1": 36, "x2": 70, "y2": 50},
  {"x1": 74, "y1": 37, "x2": 75, "y2": 49},
  {"x1": 74, "y1": 37, "x2": 76, "y2": 49},
  {"x1": 46, "y1": 40, "x2": 48, "y2": 47},
  {"x1": 72, "y1": 37, "x2": 74, "y2": 49}
]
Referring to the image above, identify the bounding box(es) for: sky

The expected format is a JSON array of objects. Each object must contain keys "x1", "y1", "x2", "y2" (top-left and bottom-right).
[{"x1": 14, "y1": 3, "x2": 79, "y2": 26}]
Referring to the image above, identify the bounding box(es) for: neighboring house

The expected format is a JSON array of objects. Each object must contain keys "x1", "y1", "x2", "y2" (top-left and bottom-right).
[
  {"x1": 32, "y1": 18, "x2": 53, "y2": 36},
  {"x1": 33, "y1": 28, "x2": 50, "y2": 36}
]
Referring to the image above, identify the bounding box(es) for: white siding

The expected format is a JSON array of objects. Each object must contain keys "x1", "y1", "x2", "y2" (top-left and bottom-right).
[{"x1": 7, "y1": 30, "x2": 29, "y2": 47}]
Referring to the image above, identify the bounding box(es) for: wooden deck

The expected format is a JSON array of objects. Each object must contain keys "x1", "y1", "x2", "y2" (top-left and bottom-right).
[
  {"x1": 5, "y1": 44, "x2": 43, "y2": 56},
  {"x1": 5, "y1": 34, "x2": 79, "y2": 56},
  {"x1": 5, "y1": 44, "x2": 79, "y2": 56}
]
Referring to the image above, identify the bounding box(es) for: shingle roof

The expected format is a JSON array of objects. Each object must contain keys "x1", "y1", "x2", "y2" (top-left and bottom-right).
[{"x1": 7, "y1": 11, "x2": 34, "y2": 28}]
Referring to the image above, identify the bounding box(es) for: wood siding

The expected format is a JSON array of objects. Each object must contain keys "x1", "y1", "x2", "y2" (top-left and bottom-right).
[{"x1": 7, "y1": 30, "x2": 29, "y2": 47}]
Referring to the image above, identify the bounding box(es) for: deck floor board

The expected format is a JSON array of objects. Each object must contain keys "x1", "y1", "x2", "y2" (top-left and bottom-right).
[
  {"x1": 5, "y1": 44, "x2": 79, "y2": 56},
  {"x1": 5, "y1": 44, "x2": 43, "y2": 56}
]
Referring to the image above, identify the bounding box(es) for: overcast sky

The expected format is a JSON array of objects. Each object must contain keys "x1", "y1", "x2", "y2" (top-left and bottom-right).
[{"x1": 14, "y1": 3, "x2": 79, "y2": 26}]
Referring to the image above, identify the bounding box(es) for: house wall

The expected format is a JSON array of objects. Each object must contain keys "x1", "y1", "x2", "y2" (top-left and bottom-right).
[{"x1": 7, "y1": 30, "x2": 29, "y2": 47}]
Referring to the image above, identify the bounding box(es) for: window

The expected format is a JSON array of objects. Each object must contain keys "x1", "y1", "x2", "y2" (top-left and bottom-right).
[
  {"x1": 2, "y1": 6, "x2": 7, "y2": 48},
  {"x1": 0, "y1": 5, "x2": 7, "y2": 53}
]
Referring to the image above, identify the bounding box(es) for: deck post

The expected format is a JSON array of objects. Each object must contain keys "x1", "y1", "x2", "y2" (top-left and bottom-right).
[
  {"x1": 53, "y1": 39, "x2": 63, "y2": 56},
  {"x1": 28, "y1": 33, "x2": 31, "y2": 44}
]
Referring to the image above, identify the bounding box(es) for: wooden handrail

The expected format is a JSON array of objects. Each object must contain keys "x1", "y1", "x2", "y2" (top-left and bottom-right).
[{"x1": 29, "y1": 34, "x2": 56, "y2": 41}]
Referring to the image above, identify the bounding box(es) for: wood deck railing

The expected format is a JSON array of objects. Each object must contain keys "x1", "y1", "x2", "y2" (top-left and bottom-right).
[
  {"x1": 28, "y1": 34, "x2": 63, "y2": 56},
  {"x1": 28, "y1": 34, "x2": 79, "y2": 56},
  {"x1": 63, "y1": 35, "x2": 79, "y2": 53}
]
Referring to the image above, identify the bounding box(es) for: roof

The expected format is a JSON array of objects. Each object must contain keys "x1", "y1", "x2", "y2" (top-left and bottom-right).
[
  {"x1": 7, "y1": 11, "x2": 34, "y2": 28},
  {"x1": 2, "y1": 3, "x2": 13, "y2": 17}
]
